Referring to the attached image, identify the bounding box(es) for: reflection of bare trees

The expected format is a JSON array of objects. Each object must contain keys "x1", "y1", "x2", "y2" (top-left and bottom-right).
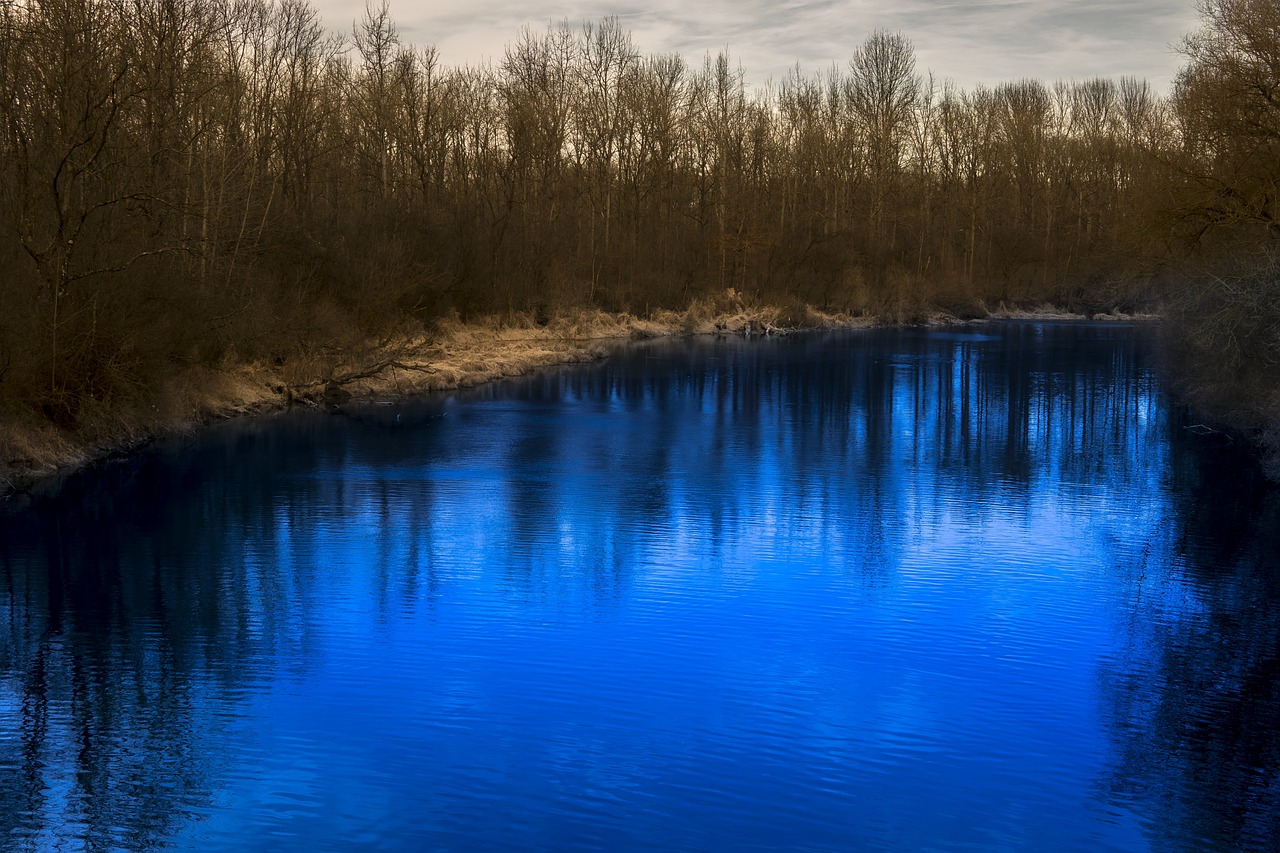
[
  {"x1": 507, "y1": 324, "x2": 1166, "y2": 578},
  {"x1": 1101, "y1": 437, "x2": 1280, "y2": 851},
  {"x1": 1, "y1": 532, "x2": 218, "y2": 850},
  {"x1": 0, "y1": 433, "x2": 337, "y2": 849},
  {"x1": 1, "y1": 324, "x2": 1262, "y2": 847}
]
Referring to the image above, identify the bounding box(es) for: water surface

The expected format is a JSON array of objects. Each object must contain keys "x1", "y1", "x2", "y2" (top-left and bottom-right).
[{"x1": 2, "y1": 323, "x2": 1278, "y2": 851}]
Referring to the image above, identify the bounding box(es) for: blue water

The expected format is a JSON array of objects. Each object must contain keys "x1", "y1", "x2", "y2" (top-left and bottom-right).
[{"x1": 2, "y1": 323, "x2": 1278, "y2": 851}]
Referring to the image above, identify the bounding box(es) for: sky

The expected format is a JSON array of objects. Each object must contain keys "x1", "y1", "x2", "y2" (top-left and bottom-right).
[{"x1": 311, "y1": 0, "x2": 1204, "y2": 95}]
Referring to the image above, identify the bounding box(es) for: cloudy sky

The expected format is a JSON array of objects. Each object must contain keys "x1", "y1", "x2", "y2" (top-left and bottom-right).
[{"x1": 311, "y1": 0, "x2": 1203, "y2": 94}]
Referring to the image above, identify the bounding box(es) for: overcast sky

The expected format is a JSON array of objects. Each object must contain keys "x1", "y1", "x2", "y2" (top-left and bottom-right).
[{"x1": 311, "y1": 0, "x2": 1203, "y2": 94}]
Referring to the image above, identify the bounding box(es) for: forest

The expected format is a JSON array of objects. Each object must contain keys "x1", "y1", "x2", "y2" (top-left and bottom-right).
[{"x1": 1, "y1": 0, "x2": 1278, "y2": 483}]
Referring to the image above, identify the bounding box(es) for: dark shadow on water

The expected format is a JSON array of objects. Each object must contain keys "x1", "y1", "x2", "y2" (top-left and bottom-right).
[{"x1": 1101, "y1": 424, "x2": 1280, "y2": 851}]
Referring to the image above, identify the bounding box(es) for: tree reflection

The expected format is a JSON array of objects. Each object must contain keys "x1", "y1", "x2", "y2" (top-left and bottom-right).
[
  {"x1": 0, "y1": 424, "x2": 335, "y2": 850},
  {"x1": 0, "y1": 323, "x2": 1274, "y2": 849},
  {"x1": 1101, "y1": 430, "x2": 1280, "y2": 851}
]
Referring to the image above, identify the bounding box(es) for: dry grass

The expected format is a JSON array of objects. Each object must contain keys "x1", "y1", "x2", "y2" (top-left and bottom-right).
[
  {"x1": 0, "y1": 413, "x2": 79, "y2": 493},
  {"x1": 982, "y1": 302, "x2": 1161, "y2": 322}
]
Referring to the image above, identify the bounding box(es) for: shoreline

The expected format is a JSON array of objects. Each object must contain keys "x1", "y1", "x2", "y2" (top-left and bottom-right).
[{"x1": 0, "y1": 303, "x2": 1156, "y2": 502}]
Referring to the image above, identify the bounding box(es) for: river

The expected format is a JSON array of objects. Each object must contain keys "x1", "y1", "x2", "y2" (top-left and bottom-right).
[{"x1": 1, "y1": 322, "x2": 1277, "y2": 851}]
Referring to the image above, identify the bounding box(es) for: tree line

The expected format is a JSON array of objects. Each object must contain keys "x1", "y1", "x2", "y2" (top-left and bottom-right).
[{"x1": 0, "y1": 0, "x2": 1275, "y2": 445}]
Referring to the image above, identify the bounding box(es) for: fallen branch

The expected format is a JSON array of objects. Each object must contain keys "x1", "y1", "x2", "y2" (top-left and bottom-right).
[{"x1": 292, "y1": 358, "x2": 439, "y2": 392}]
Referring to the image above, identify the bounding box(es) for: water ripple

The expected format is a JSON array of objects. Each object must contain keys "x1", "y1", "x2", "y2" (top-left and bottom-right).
[{"x1": 1, "y1": 325, "x2": 1277, "y2": 851}]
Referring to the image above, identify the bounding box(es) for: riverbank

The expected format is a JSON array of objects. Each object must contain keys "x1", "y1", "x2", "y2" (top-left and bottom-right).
[
  {"x1": 0, "y1": 298, "x2": 1153, "y2": 500},
  {"x1": 0, "y1": 297, "x2": 849, "y2": 498}
]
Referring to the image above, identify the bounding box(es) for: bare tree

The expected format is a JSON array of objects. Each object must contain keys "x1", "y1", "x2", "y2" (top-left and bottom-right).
[
  {"x1": 573, "y1": 17, "x2": 638, "y2": 301},
  {"x1": 847, "y1": 31, "x2": 918, "y2": 258},
  {"x1": 1174, "y1": 0, "x2": 1280, "y2": 235}
]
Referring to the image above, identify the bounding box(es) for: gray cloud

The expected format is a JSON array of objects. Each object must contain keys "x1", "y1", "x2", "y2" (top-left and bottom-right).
[{"x1": 315, "y1": 0, "x2": 1201, "y2": 92}]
